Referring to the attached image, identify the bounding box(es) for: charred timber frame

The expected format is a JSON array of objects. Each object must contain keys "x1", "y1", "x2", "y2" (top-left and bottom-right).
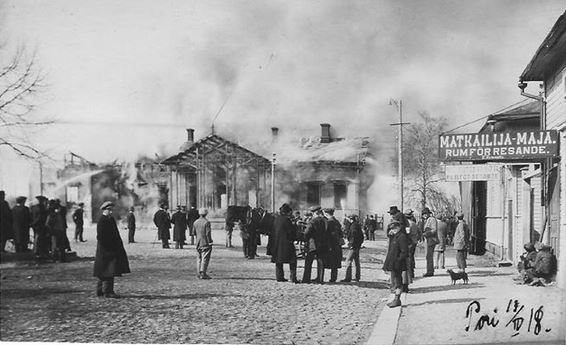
[{"x1": 161, "y1": 134, "x2": 271, "y2": 209}]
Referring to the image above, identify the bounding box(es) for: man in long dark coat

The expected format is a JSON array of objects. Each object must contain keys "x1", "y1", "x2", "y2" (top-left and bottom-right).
[
  {"x1": 12, "y1": 196, "x2": 31, "y2": 253},
  {"x1": 171, "y1": 205, "x2": 187, "y2": 249},
  {"x1": 153, "y1": 202, "x2": 171, "y2": 248},
  {"x1": 93, "y1": 201, "x2": 130, "y2": 298},
  {"x1": 323, "y1": 208, "x2": 343, "y2": 282},
  {"x1": 301, "y1": 206, "x2": 328, "y2": 284},
  {"x1": 383, "y1": 220, "x2": 409, "y2": 308},
  {"x1": 31, "y1": 196, "x2": 49, "y2": 258},
  {"x1": 0, "y1": 190, "x2": 13, "y2": 252},
  {"x1": 271, "y1": 203, "x2": 298, "y2": 283}
]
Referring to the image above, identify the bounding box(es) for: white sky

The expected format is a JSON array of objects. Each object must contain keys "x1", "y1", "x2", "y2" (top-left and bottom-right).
[{"x1": 1, "y1": 0, "x2": 565, "y2": 196}]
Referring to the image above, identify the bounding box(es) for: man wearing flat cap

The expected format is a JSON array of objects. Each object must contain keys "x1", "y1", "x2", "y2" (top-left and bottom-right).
[
  {"x1": 271, "y1": 203, "x2": 299, "y2": 283},
  {"x1": 301, "y1": 205, "x2": 328, "y2": 284},
  {"x1": 72, "y1": 202, "x2": 86, "y2": 243},
  {"x1": 153, "y1": 202, "x2": 171, "y2": 249},
  {"x1": 94, "y1": 201, "x2": 130, "y2": 298},
  {"x1": 421, "y1": 207, "x2": 438, "y2": 277},
  {"x1": 194, "y1": 208, "x2": 213, "y2": 279}
]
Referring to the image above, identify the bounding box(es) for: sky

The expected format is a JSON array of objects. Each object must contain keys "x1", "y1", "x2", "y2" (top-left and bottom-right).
[{"x1": 1, "y1": 0, "x2": 565, "y2": 198}]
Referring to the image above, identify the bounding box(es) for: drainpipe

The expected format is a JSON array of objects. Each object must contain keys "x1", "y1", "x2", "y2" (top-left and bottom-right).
[{"x1": 518, "y1": 80, "x2": 548, "y2": 244}]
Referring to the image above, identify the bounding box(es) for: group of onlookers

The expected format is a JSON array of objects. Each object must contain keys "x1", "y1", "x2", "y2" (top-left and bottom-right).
[
  {"x1": 382, "y1": 205, "x2": 471, "y2": 308},
  {"x1": 152, "y1": 202, "x2": 200, "y2": 249},
  {"x1": 269, "y1": 204, "x2": 365, "y2": 285},
  {"x1": 0, "y1": 191, "x2": 82, "y2": 262}
]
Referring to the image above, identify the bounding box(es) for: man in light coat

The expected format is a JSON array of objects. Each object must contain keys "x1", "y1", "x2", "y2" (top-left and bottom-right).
[
  {"x1": 453, "y1": 213, "x2": 470, "y2": 273},
  {"x1": 194, "y1": 208, "x2": 213, "y2": 279},
  {"x1": 421, "y1": 207, "x2": 438, "y2": 277}
]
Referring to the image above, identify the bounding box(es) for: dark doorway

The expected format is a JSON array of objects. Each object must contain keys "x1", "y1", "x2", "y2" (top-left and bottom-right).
[{"x1": 471, "y1": 181, "x2": 487, "y2": 255}]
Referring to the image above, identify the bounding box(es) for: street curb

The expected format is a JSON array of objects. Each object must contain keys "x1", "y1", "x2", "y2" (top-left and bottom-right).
[{"x1": 365, "y1": 293, "x2": 406, "y2": 345}]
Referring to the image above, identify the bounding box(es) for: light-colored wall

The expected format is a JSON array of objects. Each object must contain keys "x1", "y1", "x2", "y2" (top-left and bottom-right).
[{"x1": 545, "y1": 62, "x2": 566, "y2": 289}]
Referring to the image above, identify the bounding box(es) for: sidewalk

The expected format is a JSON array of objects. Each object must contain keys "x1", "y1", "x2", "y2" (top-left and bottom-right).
[{"x1": 369, "y1": 243, "x2": 566, "y2": 345}]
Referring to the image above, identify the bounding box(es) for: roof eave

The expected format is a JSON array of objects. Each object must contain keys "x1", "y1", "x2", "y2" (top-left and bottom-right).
[{"x1": 520, "y1": 11, "x2": 566, "y2": 81}]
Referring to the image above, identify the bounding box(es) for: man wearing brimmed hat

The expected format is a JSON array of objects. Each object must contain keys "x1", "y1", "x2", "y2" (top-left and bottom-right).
[
  {"x1": 271, "y1": 203, "x2": 299, "y2": 283},
  {"x1": 421, "y1": 207, "x2": 438, "y2": 277},
  {"x1": 72, "y1": 202, "x2": 86, "y2": 243},
  {"x1": 301, "y1": 205, "x2": 328, "y2": 284},
  {"x1": 171, "y1": 205, "x2": 187, "y2": 249},
  {"x1": 94, "y1": 201, "x2": 130, "y2": 298},
  {"x1": 194, "y1": 208, "x2": 213, "y2": 279},
  {"x1": 12, "y1": 196, "x2": 31, "y2": 253},
  {"x1": 153, "y1": 202, "x2": 171, "y2": 249}
]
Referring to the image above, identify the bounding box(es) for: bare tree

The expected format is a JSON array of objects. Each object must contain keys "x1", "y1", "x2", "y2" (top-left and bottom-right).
[
  {"x1": 0, "y1": 44, "x2": 51, "y2": 158},
  {"x1": 402, "y1": 111, "x2": 456, "y2": 211}
]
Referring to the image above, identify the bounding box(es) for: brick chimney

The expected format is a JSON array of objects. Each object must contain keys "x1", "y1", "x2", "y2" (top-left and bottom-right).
[
  {"x1": 186, "y1": 128, "x2": 194, "y2": 143},
  {"x1": 320, "y1": 123, "x2": 331, "y2": 143},
  {"x1": 179, "y1": 128, "x2": 195, "y2": 151},
  {"x1": 271, "y1": 127, "x2": 279, "y2": 141}
]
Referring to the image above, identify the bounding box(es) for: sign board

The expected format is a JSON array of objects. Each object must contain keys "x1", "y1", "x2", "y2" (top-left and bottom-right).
[
  {"x1": 439, "y1": 130, "x2": 559, "y2": 161},
  {"x1": 445, "y1": 164, "x2": 502, "y2": 182}
]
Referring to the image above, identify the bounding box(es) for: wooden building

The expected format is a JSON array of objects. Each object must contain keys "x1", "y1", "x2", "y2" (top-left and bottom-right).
[
  {"x1": 519, "y1": 10, "x2": 566, "y2": 288},
  {"x1": 161, "y1": 130, "x2": 272, "y2": 215},
  {"x1": 161, "y1": 124, "x2": 374, "y2": 218}
]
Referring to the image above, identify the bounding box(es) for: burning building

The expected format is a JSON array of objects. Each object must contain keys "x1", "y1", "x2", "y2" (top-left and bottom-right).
[
  {"x1": 162, "y1": 124, "x2": 375, "y2": 218},
  {"x1": 55, "y1": 152, "x2": 167, "y2": 223}
]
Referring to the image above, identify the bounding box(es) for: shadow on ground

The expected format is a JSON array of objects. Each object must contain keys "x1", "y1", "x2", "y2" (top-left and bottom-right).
[
  {"x1": 410, "y1": 282, "x2": 484, "y2": 294},
  {"x1": 408, "y1": 297, "x2": 486, "y2": 307}
]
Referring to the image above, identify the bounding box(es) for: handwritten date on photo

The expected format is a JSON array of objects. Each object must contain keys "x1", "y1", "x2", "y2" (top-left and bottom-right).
[{"x1": 465, "y1": 299, "x2": 552, "y2": 337}]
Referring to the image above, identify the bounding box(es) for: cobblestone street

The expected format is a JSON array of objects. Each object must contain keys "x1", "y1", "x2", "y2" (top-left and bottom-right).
[{"x1": 1, "y1": 223, "x2": 391, "y2": 344}]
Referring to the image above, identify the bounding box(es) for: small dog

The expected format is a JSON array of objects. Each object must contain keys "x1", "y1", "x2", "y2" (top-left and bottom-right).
[{"x1": 447, "y1": 269, "x2": 469, "y2": 285}]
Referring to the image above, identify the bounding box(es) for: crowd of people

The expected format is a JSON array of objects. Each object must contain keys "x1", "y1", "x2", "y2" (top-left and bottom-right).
[
  {"x1": 12, "y1": 190, "x2": 550, "y2": 303},
  {"x1": 0, "y1": 191, "x2": 77, "y2": 262}
]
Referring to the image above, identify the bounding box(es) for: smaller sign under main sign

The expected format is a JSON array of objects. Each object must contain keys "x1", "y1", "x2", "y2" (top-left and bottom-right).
[
  {"x1": 445, "y1": 164, "x2": 502, "y2": 182},
  {"x1": 439, "y1": 130, "x2": 559, "y2": 161}
]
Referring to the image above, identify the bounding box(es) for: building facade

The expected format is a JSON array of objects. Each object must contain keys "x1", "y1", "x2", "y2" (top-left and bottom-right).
[{"x1": 519, "y1": 10, "x2": 566, "y2": 288}]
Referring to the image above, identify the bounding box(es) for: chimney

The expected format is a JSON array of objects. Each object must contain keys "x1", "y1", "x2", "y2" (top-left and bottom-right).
[
  {"x1": 179, "y1": 128, "x2": 195, "y2": 151},
  {"x1": 320, "y1": 123, "x2": 331, "y2": 143},
  {"x1": 271, "y1": 127, "x2": 279, "y2": 141},
  {"x1": 186, "y1": 128, "x2": 194, "y2": 143}
]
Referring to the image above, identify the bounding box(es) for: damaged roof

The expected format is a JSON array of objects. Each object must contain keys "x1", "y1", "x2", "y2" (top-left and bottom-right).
[
  {"x1": 275, "y1": 136, "x2": 370, "y2": 166},
  {"x1": 161, "y1": 134, "x2": 271, "y2": 168},
  {"x1": 521, "y1": 11, "x2": 566, "y2": 81}
]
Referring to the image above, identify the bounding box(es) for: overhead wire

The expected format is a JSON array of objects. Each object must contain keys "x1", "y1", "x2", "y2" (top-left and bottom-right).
[{"x1": 442, "y1": 98, "x2": 531, "y2": 134}]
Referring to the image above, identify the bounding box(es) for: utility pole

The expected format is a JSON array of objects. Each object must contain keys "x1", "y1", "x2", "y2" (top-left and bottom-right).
[
  {"x1": 271, "y1": 153, "x2": 276, "y2": 213},
  {"x1": 389, "y1": 99, "x2": 410, "y2": 210},
  {"x1": 39, "y1": 160, "x2": 44, "y2": 195}
]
